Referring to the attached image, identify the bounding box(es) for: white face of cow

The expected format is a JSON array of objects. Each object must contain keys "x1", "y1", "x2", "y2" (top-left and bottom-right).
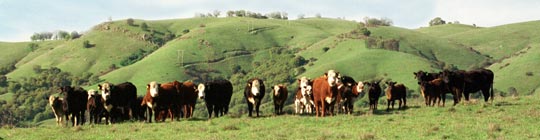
[
  {"x1": 197, "y1": 84, "x2": 206, "y2": 99},
  {"x1": 326, "y1": 70, "x2": 339, "y2": 87},
  {"x1": 148, "y1": 81, "x2": 159, "y2": 97},
  {"x1": 274, "y1": 85, "x2": 280, "y2": 96},
  {"x1": 251, "y1": 80, "x2": 261, "y2": 96},
  {"x1": 305, "y1": 85, "x2": 313, "y2": 96},
  {"x1": 356, "y1": 82, "x2": 365, "y2": 93},
  {"x1": 48, "y1": 95, "x2": 56, "y2": 106},
  {"x1": 87, "y1": 89, "x2": 97, "y2": 100},
  {"x1": 99, "y1": 83, "x2": 112, "y2": 101}
]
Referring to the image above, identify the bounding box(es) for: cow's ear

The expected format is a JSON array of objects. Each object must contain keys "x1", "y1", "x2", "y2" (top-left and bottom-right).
[
  {"x1": 157, "y1": 84, "x2": 161, "y2": 88},
  {"x1": 247, "y1": 83, "x2": 251, "y2": 87},
  {"x1": 324, "y1": 72, "x2": 328, "y2": 77},
  {"x1": 98, "y1": 85, "x2": 102, "y2": 90},
  {"x1": 146, "y1": 84, "x2": 150, "y2": 89}
]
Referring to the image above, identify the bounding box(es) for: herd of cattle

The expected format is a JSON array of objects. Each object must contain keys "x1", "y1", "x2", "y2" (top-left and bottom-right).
[{"x1": 47, "y1": 68, "x2": 494, "y2": 126}]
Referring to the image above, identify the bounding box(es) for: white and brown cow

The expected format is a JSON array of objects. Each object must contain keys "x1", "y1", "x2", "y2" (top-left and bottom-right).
[
  {"x1": 48, "y1": 95, "x2": 66, "y2": 126},
  {"x1": 294, "y1": 77, "x2": 314, "y2": 114},
  {"x1": 312, "y1": 70, "x2": 340, "y2": 117},
  {"x1": 244, "y1": 78, "x2": 265, "y2": 117},
  {"x1": 272, "y1": 84, "x2": 288, "y2": 115}
]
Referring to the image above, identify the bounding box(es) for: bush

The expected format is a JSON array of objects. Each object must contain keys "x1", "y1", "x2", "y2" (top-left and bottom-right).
[
  {"x1": 82, "y1": 40, "x2": 92, "y2": 48},
  {"x1": 183, "y1": 29, "x2": 190, "y2": 34},
  {"x1": 526, "y1": 72, "x2": 533, "y2": 76},
  {"x1": 126, "y1": 18, "x2": 135, "y2": 26},
  {"x1": 322, "y1": 47, "x2": 330, "y2": 52},
  {"x1": 140, "y1": 22, "x2": 148, "y2": 31},
  {"x1": 360, "y1": 27, "x2": 371, "y2": 36},
  {"x1": 27, "y1": 43, "x2": 39, "y2": 51},
  {"x1": 429, "y1": 17, "x2": 446, "y2": 26}
]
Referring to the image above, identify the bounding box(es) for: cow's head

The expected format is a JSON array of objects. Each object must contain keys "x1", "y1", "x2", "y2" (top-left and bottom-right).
[
  {"x1": 197, "y1": 83, "x2": 206, "y2": 99},
  {"x1": 249, "y1": 79, "x2": 262, "y2": 96},
  {"x1": 98, "y1": 82, "x2": 113, "y2": 101},
  {"x1": 48, "y1": 95, "x2": 57, "y2": 106},
  {"x1": 273, "y1": 85, "x2": 281, "y2": 96},
  {"x1": 386, "y1": 81, "x2": 396, "y2": 87},
  {"x1": 355, "y1": 81, "x2": 365, "y2": 94},
  {"x1": 440, "y1": 70, "x2": 453, "y2": 84},
  {"x1": 147, "y1": 81, "x2": 160, "y2": 98},
  {"x1": 325, "y1": 70, "x2": 339, "y2": 87},
  {"x1": 87, "y1": 89, "x2": 98, "y2": 100}
]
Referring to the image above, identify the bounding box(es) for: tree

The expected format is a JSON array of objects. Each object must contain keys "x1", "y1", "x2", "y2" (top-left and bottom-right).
[
  {"x1": 429, "y1": 17, "x2": 446, "y2": 26},
  {"x1": 226, "y1": 10, "x2": 234, "y2": 17},
  {"x1": 0, "y1": 75, "x2": 7, "y2": 87},
  {"x1": 315, "y1": 13, "x2": 322, "y2": 18},
  {"x1": 281, "y1": 12, "x2": 288, "y2": 20},
  {"x1": 360, "y1": 27, "x2": 371, "y2": 36},
  {"x1": 140, "y1": 22, "x2": 149, "y2": 31},
  {"x1": 83, "y1": 40, "x2": 92, "y2": 48},
  {"x1": 27, "y1": 43, "x2": 39, "y2": 51},
  {"x1": 70, "y1": 31, "x2": 80, "y2": 39},
  {"x1": 213, "y1": 10, "x2": 221, "y2": 17},
  {"x1": 126, "y1": 18, "x2": 135, "y2": 26}
]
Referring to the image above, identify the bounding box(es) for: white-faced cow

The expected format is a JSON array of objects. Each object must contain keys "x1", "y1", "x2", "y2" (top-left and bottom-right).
[
  {"x1": 141, "y1": 81, "x2": 181, "y2": 123},
  {"x1": 294, "y1": 77, "x2": 314, "y2": 114},
  {"x1": 60, "y1": 86, "x2": 88, "y2": 126},
  {"x1": 244, "y1": 78, "x2": 265, "y2": 117},
  {"x1": 272, "y1": 84, "x2": 288, "y2": 115},
  {"x1": 198, "y1": 79, "x2": 233, "y2": 118},
  {"x1": 98, "y1": 82, "x2": 137, "y2": 124},
  {"x1": 312, "y1": 70, "x2": 340, "y2": 117},
  {"x1": 48, "y1": 95, "x2": 66, "y2": 126},
  {"x1": 87, "y1": 89, "x2": 104, "y2": 124}
]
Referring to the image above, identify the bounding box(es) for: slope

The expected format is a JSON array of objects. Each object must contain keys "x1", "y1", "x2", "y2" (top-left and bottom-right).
[{"x1": 488, "y1": 44, "x2": 540, "y2": 95}]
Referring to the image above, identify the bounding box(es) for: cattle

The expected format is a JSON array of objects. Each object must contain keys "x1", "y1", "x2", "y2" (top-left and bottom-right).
[
  {"x1": 272, "y1": 84, "x2": 288, "y2": 115},
  {"x1": 364, "y1": 81, "x2": 381, "y2": 111},
  {"x1": 413, "y1": 70, "x2": 441, "y2": 99},
  {"x1": 312, "y1": 70, "x2": 340, "y2": 117},
  {"x1": 197, "y1": 79, "x2": 234, "y2": 118},
  {"x1": 440, "y1": 69, "x2": 494, "y2": 103},
  {"x1": 48, "y1": 95, "x2": 66, "y2": 126},
  {"x1": 336, "y1": 76, "x2": 364, "y2": 115},
  {"x1": 141, "y1": 81, "x2": 181, "y2": 123},
  {"x1": 60, "y1": 86, "x2": 88, "y2": 126},
  {"x1": 385, "y1": 81, "x2": 407, "y2": 111},
  {"x1": 419, "y1": 77, "x2": 460, "y2": 107},
  {"x1": 87, "y1": 89, "x2": 104, "y2": 124},
  {"x1": 98, "y1": 82, "x2": 137, "y2": 124},
  {"x1": 294, "y1": 77, "x2": 314, "y2": 114},
  {"x1": 132, "y1": 96, "x2": 146, "y2": 121},
  {"x1": 179, "y1": 81, "x2": 198, "y2": 118},
  {"x1": 244, "y1": 78, "x2": 265, "y2": 117}
]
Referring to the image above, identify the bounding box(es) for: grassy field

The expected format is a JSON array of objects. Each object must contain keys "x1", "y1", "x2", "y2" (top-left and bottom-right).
[{"x1": 2, "y1": 94, "x2": 540, "y2": 140}]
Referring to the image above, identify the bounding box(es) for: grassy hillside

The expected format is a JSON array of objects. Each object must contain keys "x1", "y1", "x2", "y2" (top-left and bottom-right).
[
  {"x1": 0, "y1": 42, "x2": 32, "y2": 67},
  {"x1": 416, "y1": 24, "x2": 479, "y2": 37},
  {"x1": 489, "y1": 44, "x2": 540, "y2": 95},
  {"x1": 2, "y1": 95, "x2": 540, "y2": 139}
]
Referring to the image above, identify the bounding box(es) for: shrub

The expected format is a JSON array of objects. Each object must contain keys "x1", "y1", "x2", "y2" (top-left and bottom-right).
[
  {"x1": 526, "y1": 72, "x2": 533, "y2": 76},
  {"x1": 82, "y1": 40, "x2": 92, "y2": 48},
  {"x1": 140, "y1": 22, "x2": 148, "y2": 31},
  {"x1": 183, "y1": 29, "x2": 190, "y2": 34},
  {"x1": 126, "y1": 18, "x2": 135, "y2": 26},
  {"x1": 322, "y1": 47, "x2": 330, "y2": 52}
]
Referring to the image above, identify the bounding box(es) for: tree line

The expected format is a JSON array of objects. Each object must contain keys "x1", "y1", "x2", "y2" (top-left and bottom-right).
[{"x1": 30, "y1": 31, "x2": 81, "y2": 41}]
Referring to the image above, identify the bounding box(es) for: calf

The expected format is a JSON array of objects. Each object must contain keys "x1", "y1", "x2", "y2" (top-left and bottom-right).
[
  {"x1": 244, "y1": 78, "x2": 265, "y2": 117},
  {"x1": 87, "y1": 89, "x2": 104, "y2": 124},
  {"x1": 198, "y1": 79, "x2": 234, "y2": 118},
  {"x1": 312, "y1": 70, "x2": 340, "y2": 117},
  {"x1": 179, "y1": 81, "x2": 197, "y2": 118},
  {"x1": 272, "y1": 84, "x2": 288, "y2": 115},
  {"x1": 48, "y1": 96, "x2": 66, "y2": 126},
  {"x1": 294, "y1": 77, "x2": 314, "y2": 114},
  {"x1": 60, "y1": 86, "x2": 88, "y2": 126},
  {"x1": 365, "y1": 81, "x2": 381, "y2": 111},
  {"x1": 385, "y1": 81, "x2": 407, "y2": 111}
]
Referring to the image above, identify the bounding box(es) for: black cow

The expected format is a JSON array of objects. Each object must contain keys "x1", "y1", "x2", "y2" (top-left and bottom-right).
[
  {"x1": 244, "y1": 78, "x2": 265, "y2": 117},
  {"x1": 440, "y1": 69, "x2": 494, "y2": 103},
  {"x1": 336, "y1": 76, "x2": 362, "y2": 114},
  {"x1": 98, "y1": 82, "x2": 137, "y2": 124},
  {"x1": 197, "y1": 79, "x2": 234, "y2": 118},
  {"x1": 365, "y1": 81, "x2": 381, "y2": 111},
  {"x1": 60, "y1": 86, "x2": 88, "y2": 126}
]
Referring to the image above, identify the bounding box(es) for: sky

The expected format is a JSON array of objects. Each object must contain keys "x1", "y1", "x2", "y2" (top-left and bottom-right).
[{"x1": 1, "y1": 0, "x2": 539, "y2": 42}]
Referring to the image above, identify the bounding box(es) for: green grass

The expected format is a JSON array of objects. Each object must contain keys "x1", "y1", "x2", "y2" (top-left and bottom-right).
[
  {"x1": 2, "y1": 95, "x2": 539, "y2": 139},
  {"x1": 416, "y1": 24, "x2": 479, "y2": 37},
  {"x1": 489, "y1": 43, "x2": 540, "y2": 95}
]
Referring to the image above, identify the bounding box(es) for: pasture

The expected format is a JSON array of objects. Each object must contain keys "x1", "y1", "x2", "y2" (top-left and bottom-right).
[{"x1": 2, "y1": 94, "x2": 539, "y2": 140}]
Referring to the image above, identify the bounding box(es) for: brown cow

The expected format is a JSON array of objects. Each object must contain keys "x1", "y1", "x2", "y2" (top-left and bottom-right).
[
  {"x1": 272, "y1": 84, "x2": 288, "y2": 115},
  {"x1": 87, "y1": 89, "x2": 104, "y2": 124},
  {"x1": 48, "y1": 95, "x2": 66, "y2": 126},
  {"x1": 179, "y1": 81, "x2": 197, "y2": 118},
  {"x1": 312, "y1": 70, "x2": 340, "y2": 117},
  {"x1": 244, "y1": 78, "x2": 265, "y2": 117},
  {"x1": 141, "y1": 81, "x2": 181, "y2": 123},
  {"x1": 385, "y1": 81, "x2": 407, "y2": 111},
  {"x1": 294, "y1": 77, "x2": 314, "y2": 114}
]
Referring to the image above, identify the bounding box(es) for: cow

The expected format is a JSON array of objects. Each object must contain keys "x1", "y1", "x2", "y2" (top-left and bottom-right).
[
  {"x1": 244, "y1": 78, "x2": 265, "y2": 117},
  {"x1": 48, "y1": 95, "x2": 66, "y2": 126},
  {"x1": 385, "y1": 81, "x2": 407, "y2": 111},
  {"x1": 87, "y1": 89, "x2": 104, "y2": 124},
  {"x1": 364, "y1": 81, "x2": 381, "y2": 111},
  {"x1": 132, "y1": 96, "x2": 146, "y2": 121},
  {"x1": 312, "y1": 70, "x2": 340, "y2": 117},
  {"x1": 98, "y1": 82, "x2": 137, "y2": 124},
  {"x1": 440, "y1": 69, "x2": 494, "y2": 103},
  {"x1": 60, "y1": 86, "x2": 88, "y2": 126},
  {"x1": 413, "y1": 70, "x2": 441, "y2": 99},
  {"x1": 197, "y1": 79, "x2": 234, "y2": 118},
  {"x1": 336, "y1": 76, "x2": 364, "y2": 114},
  {"x1": 272, "y1": 84, "x2": 288, "y2": 115},
  {"x1": 294, "y1": 77, "x2": 314, "y2": 114},
  {"x1": 141, "y1": 81, "x2": 181, "y2": 123},
  {"x1": 179, "y1": 81, "x2": 197, "y2": 118}
]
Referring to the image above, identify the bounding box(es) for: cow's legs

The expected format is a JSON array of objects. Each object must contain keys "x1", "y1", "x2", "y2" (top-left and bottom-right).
[
  {"x1": 482, "y1": 88, "x2": 491, "y2": 102},
  {"x1": 247, "y1": 103, "x2": 253, "y2": 117}
]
